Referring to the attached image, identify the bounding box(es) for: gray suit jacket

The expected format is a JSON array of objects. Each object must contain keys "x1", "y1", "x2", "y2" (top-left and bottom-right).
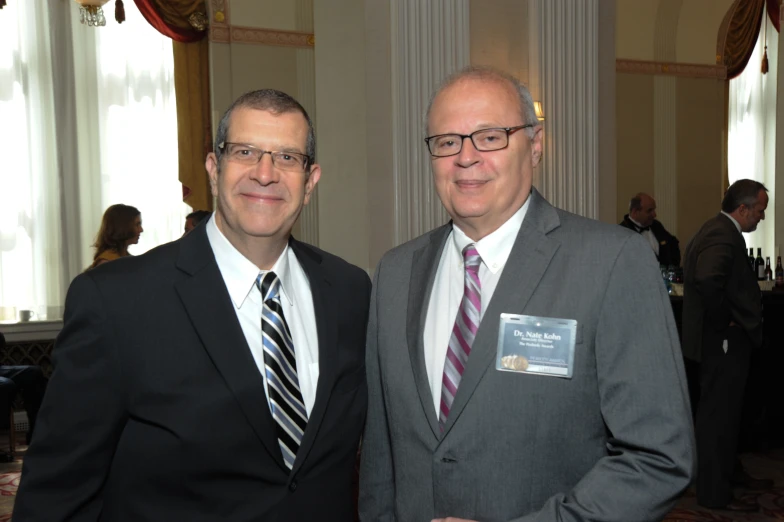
[
  {"x1": 359, "y1": 189, "x2": 694, "y2": 522},
  {"x1": 682, "y1": 213, "x2": 763, "y2": 362}
]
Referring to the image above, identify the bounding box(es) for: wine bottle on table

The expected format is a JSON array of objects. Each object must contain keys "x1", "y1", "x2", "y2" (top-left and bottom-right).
[
  {"x1": 764, "y1": 257, "x2": 772, "y2": 281},
  {"x1": 776, "y1": 256, "x2": 784, "y2": 287},
  {"x1": 756, "y1": 248, "x2": 765, "y2": 281},
  {"x1": 749, "y1": 248, "x2": 755, "y2": 270}
]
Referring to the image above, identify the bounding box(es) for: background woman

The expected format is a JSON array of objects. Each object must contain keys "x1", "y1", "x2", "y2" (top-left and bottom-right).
[{"x1": 88, "y1": 204, "x2": 143, "y2": 269}]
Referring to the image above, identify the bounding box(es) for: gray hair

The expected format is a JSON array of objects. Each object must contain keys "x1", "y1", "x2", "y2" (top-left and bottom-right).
[
  {"x1": 214, "y1": 89, "x2": 316, "y2": 169},
  {"x1": 722, "y1": 179, "x2": 768, "y2": 213},
  {"x1": 425, "y1": 65, "x2": 540, "y2": 138}
]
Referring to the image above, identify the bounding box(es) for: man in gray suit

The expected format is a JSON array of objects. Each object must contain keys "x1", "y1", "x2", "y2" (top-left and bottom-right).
[
  {"x1": 359, "y1": 66, "x2": 695, "y2": 522},
  {"x1": 683, "y1": 179, "x2": 770, "y2": 512}
]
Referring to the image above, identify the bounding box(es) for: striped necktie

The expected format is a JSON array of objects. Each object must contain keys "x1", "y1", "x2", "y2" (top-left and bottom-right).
[
  {"x1": 439, "y1": 245, "x2": 482, "y2": 430},
  {"x1": 256, "y1": 271, "x2": 308, "y2": 469}
]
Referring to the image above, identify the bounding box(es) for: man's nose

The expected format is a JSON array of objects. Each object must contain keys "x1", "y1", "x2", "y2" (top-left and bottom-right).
[
  {"x1": 251, "y1": 153, "x2": 279, "y2": 183},
  {"x1": 455, "y1": 136, "x2": 480, "y2": 166}
]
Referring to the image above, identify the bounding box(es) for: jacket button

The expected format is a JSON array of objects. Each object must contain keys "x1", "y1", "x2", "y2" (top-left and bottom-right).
[{"x1": 289, "y1": 480, "x2": 298, "y2": 492}]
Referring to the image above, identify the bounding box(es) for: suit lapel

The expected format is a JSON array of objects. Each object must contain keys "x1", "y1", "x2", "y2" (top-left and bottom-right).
[
  {"x1": 288, "y1": 239, "x2": 338, "y2": 475},
  {"x1": 407, "y1": 225, "x2": 451, "y2": 439},
  {"x1": 441, "y1": 190, "x2": 562, "y2": 436},
  {"x1": 173, "y1": 227, "x2": 284, "y2": 468}
]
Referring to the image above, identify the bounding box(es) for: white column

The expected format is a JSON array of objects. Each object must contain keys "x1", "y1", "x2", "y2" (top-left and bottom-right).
[
  {"x1": 532, "y1": 0, "x2": 599, "y2": 219},
  {"x1": 652, "y1": 0, "x2": 682, "y2": 234},
  {"x1": 295, "y1": 0, "x2": 319, "y2": 246},
  {"x1": 391, "y1": 0, "x2": 470, "y2": 243}
]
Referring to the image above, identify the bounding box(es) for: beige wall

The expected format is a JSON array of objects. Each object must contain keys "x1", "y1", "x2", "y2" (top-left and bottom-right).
[
  {"x1": 469, "y1": 0, "x2": 528, "y2": 82},
  {"x1": 616, "y1": 0, "x2": 733, "y2": 63},
  {"x1": 676, "y1": 78, "x2": 726, "y2": 245},
  {"x1": 232, "y1": 0, "x2": 297, "y2": 31},
  {"x1": 616, "y1": 73, "x2": 726, "y2": 246},
  {"x1": 616, "y1": 73, "x2": 655, "y2": 218},
  {"x1": 615, "y1": 0, "x2": 734, "y2": 252},
  {"x1": 313, "y1": 0, "x2": 370, "y2": 271}
]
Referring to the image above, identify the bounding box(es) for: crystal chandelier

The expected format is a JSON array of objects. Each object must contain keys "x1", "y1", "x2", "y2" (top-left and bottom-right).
[{"x1": 74, "y1": 0, "x2": 111, "y2": 27}]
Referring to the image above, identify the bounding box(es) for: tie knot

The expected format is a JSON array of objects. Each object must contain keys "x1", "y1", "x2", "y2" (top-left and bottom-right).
[
  {"x1": 256, "y1": 271, "x2": 281, "y2": 302},
  {"x1": 463, "y1": 245, "x2": 481, "y2": 274}
]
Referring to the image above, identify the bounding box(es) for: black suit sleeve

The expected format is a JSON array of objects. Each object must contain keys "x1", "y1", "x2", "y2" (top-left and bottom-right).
[{"x1": 14, "y1": 274, "x2": 128, "y2": 521}]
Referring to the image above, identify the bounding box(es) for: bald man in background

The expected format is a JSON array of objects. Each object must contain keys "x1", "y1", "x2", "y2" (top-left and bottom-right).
[{"x1": 620, "y1": 193, "x2": 681, "y2": 267}]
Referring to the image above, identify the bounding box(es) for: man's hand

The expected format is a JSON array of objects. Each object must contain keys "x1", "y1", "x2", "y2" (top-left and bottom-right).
[{"x1": 432, "y1": 518, "x2": 478, "y2": 522}]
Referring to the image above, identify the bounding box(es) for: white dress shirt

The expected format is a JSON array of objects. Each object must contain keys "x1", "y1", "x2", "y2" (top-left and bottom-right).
[
  {"x1": 206, "y1": 216, "x2": 319, "y2": 416},
  {"x1": 424, "y1": 197, "x2": 530, "y2": 416},
  {"x1": 629, "y1": 216, "x2": 660, "y2": 257}
]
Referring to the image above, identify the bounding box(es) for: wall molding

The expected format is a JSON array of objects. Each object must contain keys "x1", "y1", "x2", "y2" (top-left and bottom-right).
[
  {"x1": 616, "y1": 59, "x2": 727, "y2": 79},
  {"x1": 209, "y1": 25, "x2": 314, "y2": 48}
]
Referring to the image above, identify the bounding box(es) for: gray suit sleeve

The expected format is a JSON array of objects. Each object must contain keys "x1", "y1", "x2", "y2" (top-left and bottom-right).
[
  {"x1": 513, "y1": 235, "x2": 696, "y2": 522},
  {"x1": 359, "y1": 262, "x2": 396, "y2": 521},
  {"x1": 14, "y1": 274, "x2": 128, "y2": 521}
]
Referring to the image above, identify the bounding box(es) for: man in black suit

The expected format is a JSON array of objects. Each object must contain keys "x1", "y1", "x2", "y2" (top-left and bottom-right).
[
  {"x1": 15, "y1": 90, "x2": 371, "y2": 521},
  {"x1": 183, "y1": 209, "x2": 212, "y2": 235},
  {"x1": 620, "y1": 192, "x2": 681, "y2": 266},
  {"x1": 683, "y1": 179, "x2": 769, "y2": 512},
  {"x1": 0, "y1": 332, "x2": 46, "y2": 448}
]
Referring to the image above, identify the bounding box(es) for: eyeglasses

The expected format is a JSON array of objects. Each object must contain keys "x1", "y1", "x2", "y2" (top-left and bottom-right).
[
  {"x1": 424, "y1": 124, "x2": 535, "y2": 157},
  {"x1": 219, "y1": 142, "x2": 310, "y2": 172}
]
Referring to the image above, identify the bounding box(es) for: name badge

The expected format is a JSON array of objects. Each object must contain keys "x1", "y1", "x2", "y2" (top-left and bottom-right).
[{"x1": 495, "y1": 314, "x2": 577, "y2": 378}]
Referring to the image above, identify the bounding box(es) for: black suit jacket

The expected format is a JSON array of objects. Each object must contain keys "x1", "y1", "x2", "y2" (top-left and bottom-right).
[
  {"x1": 619, "y1": 215, "x2": 681, "y2": 266},
  {"x1": 14, "y1": 225, "x2": 371, "y2": 522},
  {"x1": 682, "y1": 213, "x2": 762, "y2": 362}
]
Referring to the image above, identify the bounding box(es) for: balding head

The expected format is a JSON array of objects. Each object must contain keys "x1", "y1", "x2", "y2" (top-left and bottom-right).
[{"x1": 629, "y1": 193, "x2": 656, "y2": 228}]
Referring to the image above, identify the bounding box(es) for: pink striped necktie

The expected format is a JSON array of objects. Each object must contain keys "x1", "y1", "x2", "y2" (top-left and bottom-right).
[{"x1": 439, "y1": 244, "x2": 482, "y2": 430}]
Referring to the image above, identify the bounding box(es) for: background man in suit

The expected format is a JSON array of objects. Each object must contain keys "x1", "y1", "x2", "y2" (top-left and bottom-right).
[
  {"x1": 183, "y1": 209, "x2": 212, "y2": 235},
  {"x1": 0, "y1": 332, "x2": 46, "y2": 448},
  {"x1": 620, "y1": 192, "x2": 681, "y2": 266},
  {"x1": 683, "y1": 179, "x2": 771, "y2": 512},
  {"x1": 359, "y1": 66, "x2": 694, "y2": 522},
  {"x1": 15, "y1": 89, "x2": 371, "y2": 521}
]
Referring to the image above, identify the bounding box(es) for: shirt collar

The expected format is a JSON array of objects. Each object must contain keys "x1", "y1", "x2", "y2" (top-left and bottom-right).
[
  {"x1": 720, "y1": 211, "x2": 743, "y2": 235},
  {"x1": 628, "y1": 215, "x2": 647, "y2": 230},
  {"x1": 451, "y1": 194, "x2": 530, "y2": 274},
  {"x1": 206, "y1": 217, "x2": 294, "y2": 308}
]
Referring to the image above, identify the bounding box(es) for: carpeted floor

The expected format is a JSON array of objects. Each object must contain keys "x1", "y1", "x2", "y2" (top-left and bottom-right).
[
  {"x1": 664, "y1": 450, "x2": 784, "y2": 521},
  {"x1": 0, "y1": 445, "x2": 781, "y2": 520}
]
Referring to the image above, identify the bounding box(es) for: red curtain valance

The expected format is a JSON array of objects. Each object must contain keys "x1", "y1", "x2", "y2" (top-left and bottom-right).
[
  {"x1": 133, "y1": 0, "x2": 207, "y2": 43},
  {"x1": 131, "y1": 0, "x2": 213, "y2": 210}
]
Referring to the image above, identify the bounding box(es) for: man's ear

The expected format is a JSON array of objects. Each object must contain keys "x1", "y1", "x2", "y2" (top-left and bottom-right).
[
  {"x1": 530, "y1": 125, "x2": 544, "y2": 168},
  {"x1": 303, "y1": 163, "x2": 321, "y2": 206},
  {"x1": 206, "y1": 153, "x2": 219, "y2": 197}
]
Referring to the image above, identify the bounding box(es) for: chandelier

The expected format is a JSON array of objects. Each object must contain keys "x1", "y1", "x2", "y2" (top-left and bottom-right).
[{"x1": 74, "y1": 0, "x2": 113, "y2": 27}]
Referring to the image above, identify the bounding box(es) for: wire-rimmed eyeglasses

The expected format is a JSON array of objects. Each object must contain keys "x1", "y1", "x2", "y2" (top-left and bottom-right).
[
  {"x1": 424, "y1": 124, "x2": 535, "y2": 157},
  {"x1": 219, "y1": 142, "x2": 310, "y2": 172}
]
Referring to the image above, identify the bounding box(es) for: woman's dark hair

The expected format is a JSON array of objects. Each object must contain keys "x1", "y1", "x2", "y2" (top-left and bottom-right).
[{"x1": 93, "y1": 204, "x2": 141, "y2": 260}]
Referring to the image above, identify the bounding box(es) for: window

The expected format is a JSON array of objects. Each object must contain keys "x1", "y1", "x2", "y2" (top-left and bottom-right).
[
  {"x1": 728, "y1": 15, "x2": 777, "y2": 259},
  {"x1": 0, "y1": 1, "x2": 192, "y2": 322}
]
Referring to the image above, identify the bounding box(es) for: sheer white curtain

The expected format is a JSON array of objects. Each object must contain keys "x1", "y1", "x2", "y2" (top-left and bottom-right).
[
  {"x1": 72, "y1": 2, "x2": 189, "y2": 268},
  {"x1": 0, "y1": 0, "x2": 62, "y2": 321},
  {"x1": 0, "y1": 1, "x2": 192, "y2": 321},
  {"x1": 728, "y1": 15, "x2": 777, "y2": 260}
]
